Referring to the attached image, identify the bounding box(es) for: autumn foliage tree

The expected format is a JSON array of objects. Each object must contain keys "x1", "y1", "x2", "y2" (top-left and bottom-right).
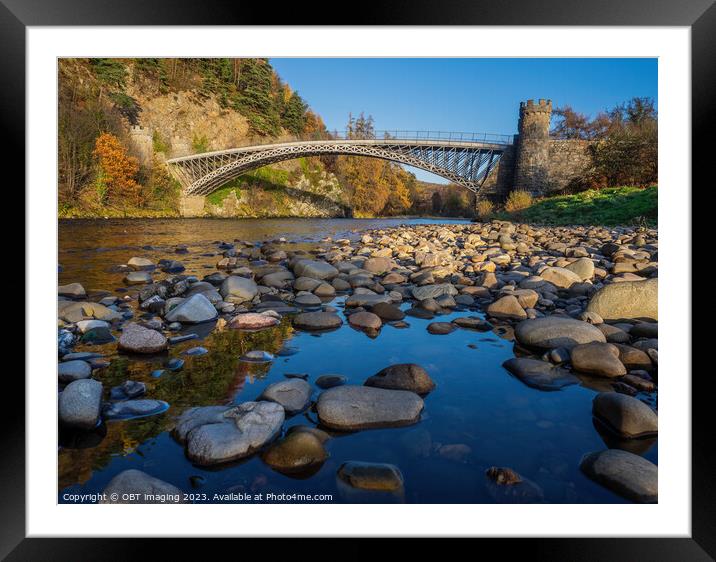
[{"x1": 93, "y1": 133, "x2": 142, "y2": 206}]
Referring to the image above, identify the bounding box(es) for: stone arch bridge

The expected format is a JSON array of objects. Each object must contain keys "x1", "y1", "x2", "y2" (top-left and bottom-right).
[{"x1": 166, "y1": 132, "x2": 513, "y2": 197}]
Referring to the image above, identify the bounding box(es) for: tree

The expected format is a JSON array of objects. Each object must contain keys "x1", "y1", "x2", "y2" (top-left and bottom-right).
[
  {"x1": 431, "y1": 191, "x2": 443, "y2": 214},
  {"x1": 93, "y1": 133, "x2": 142, "y2": 206},
  {"x1": 381, "y1": 166, "x2": 413, "y2": 215},
  {"x1": 281, "y1": 91, "x2": 308, "y2": 135},
  {"x1": 552, "y1": 97, "x2": 657, "y2": 188},
  {"x1": 234, "y1": 58, "x2": 281, "y2": 136},
  {"x1": 551, "y1": 105, "x2": 594, "y2": 139}
]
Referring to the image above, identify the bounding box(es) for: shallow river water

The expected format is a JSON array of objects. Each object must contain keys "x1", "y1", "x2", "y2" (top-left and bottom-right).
[{"x1": 58, "y1": 218, "x2": 656, "y2": 504}]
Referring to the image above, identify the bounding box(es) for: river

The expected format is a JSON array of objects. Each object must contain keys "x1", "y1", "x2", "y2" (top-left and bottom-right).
[{"x1": 58, "y1": 217, "x2": 656, "y2": 504}]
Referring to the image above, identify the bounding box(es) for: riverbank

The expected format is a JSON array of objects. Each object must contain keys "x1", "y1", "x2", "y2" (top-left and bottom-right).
[
  {"x1": 58, "y1": 218, "x2": 658, "y2": 504},
  {"x1": 496, "y1": 186, "x2": 658, "y2": 227}
]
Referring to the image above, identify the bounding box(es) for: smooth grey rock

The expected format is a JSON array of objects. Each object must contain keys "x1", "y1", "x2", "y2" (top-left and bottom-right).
[
  {"x1": 124, "y1": 271, "x2": 153, "y2": 285},
  {"x1": 344, "y1": 293, "x2": 391, "y2": 307},
  {"x1": 592, "y1": 392, "x2": 658, "y2": 438},
  {"x1": 100, "y1": 469, "x2": 184, "y2": 503},
  {"x1": 180, "y1": 401, "x2": 285, "y2": 466},
  {"x1": 565, "y1": 258, "x2": 595, "y2": 280},
  {"x1": 540, "y1": 266, "x2": 582, "y2": 288},
  {"x1": 571, "y1": 342, "x2": 626, "y2": 377},
  {"x1": 362, "y1": 257, "x2": 395, "y2": 275},
  {"x1": 503, "y1": 357, "x2": 579, "y2": 391},
  {"x1": 59, "y1": 379, "x2": 102, "y2": 429},
  {"x1": 58, "y1": 360, "x2": 92, "y2": 383},
  {"x1": 337, "y1": 461, "x2": 404, "y2": 491},
  {"x1": 294, "y1": 293, "x2": 322, "y2": 307},
  {"x1": 586, "y1": 278, "x2": 658, "y2": 321},
  {"x1": 259, "y1": 379, "x2": 312, "y2": 414},
  {"x1": 127, "y1": 256, "x2": 155, "y2": 270},
  {"x1": 411, "y1": 283, "x2": 458, "y2": 301},
  {"x1": 293, "y1": 259, "x2": 339, "y2": 280},
  {"x1": 118, "y1": 323, "x2": 168, "y2": 354},
  {"x1": 220, "y1": 275, "x2": 258, "y2": 303},
  {"x1": 348, "y1": 311, "x2": 382, "y2": 330},
  {"x1": 262, "y1": 431, "x2": 328, "y2": 474},
  {"x1": 103, "y1": 399, "x2": 169, "y2": 420},
  {"x1": 515, "y1": 317, "x2": 606, "y2": 350},
  {"x1": 293, "y1": 311, "x2": 343, "y2": 330},
  {"x1": 58, "y1": 282, "x2": 86, "y2": 298},
  {"x1": 316, "y1": 385, "x2": 424, "y2": 430},
  {"x1": 364, "y1": 363, "x2": 435, "y2": 394},
  {"x1": 164, "y1": 293, "x2": 217, "y2": 324},
  {"x1": 370, "y1": 302, "x2": 405, "y2": 321},
  {"x1": 579, "y1": 449, "x2": 657, "y2": 503},
  {"x1": 487, "y1": 295, "x2": 527, "y2": 320}
]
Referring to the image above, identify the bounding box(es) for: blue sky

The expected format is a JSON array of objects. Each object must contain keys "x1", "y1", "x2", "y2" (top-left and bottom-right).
[{"x1": 270, "y1": 58, "x2": 657, "y2": 183}]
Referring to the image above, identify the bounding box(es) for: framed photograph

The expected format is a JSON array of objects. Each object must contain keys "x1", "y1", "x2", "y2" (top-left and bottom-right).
[{"x1": 9, "y1": 0, "x2": 712, "y2": 556}]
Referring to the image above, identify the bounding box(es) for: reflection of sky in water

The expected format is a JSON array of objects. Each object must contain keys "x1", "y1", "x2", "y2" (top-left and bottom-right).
[{"x1": 58, "y1": 219, "x2": 656, "y2": 504}]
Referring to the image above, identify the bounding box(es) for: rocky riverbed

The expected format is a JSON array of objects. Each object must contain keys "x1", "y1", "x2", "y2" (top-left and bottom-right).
[{"x1": 58, "y1": 219, "x2": 658, "y2": 504}]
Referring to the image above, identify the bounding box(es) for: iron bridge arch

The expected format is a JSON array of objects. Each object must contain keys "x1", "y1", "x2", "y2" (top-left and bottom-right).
[{"x1": 166, "y1": 136, "x2": 512, "y2": 196}]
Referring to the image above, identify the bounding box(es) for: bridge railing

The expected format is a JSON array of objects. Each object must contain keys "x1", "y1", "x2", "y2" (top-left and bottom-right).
[{"x1": 207, "y1": 130, "x2": 514, "y2": 150}]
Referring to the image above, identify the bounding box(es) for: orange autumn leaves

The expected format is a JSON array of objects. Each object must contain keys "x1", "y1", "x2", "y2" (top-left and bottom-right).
[{"x1": 93, "y1": 133, "x2": 143, "y2": 206}]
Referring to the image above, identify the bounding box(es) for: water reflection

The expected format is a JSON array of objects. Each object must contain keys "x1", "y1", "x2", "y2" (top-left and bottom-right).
[{"x1": 58, "y1": 218, "x2": 657, "y2": 504}]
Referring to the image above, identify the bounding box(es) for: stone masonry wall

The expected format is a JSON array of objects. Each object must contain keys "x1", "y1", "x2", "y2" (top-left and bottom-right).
[
  {"x1": 480, "y1": 144, "x2": 516, "y2": 201},
  {"x1": 546, "y1": 139, "x2": 593, "y2": 193}
]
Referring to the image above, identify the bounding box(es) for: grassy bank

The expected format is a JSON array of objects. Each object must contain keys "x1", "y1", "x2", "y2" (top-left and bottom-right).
[{"x1": 497, "y1": 186, "x2": 657, "y2": 226}]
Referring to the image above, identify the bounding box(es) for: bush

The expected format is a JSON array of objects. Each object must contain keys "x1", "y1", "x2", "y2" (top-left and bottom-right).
[
  {"x1": 504, "y1": 190, "x2": 534, "y2": 213},
  {"x1": 476, "y1": 199, "x2": 494, "y2": 219}
]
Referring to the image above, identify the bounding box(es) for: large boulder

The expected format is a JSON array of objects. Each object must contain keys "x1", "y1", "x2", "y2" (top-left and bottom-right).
[
  {"x1": 515, "y1": 317, "x2": 606, "y2": 350},
  {"x1": 586, "y1": 278, "x2": 658, "y2": 321},
  {"x1": 316, "y1": 385, "x2": 424, "y2": 430},
  {"x1": 579, "y1": 449, "x2": 657, "y2": 503},
  {"x1": 364, "y1": 363, "x2": 435, "y2": 394},
  {"x1": 59, "y1": 379, "x2": 102, "y2": 429},
  {"x1": 220, "y1": 276, "x2": 258, "y2": 303},
  {"x1": 503, "y1": 358, "x2": 579, "y2": 391},
  {"x1": 592, "y1": 392, "x2": 658, "y2": 438},
  {"x1": 259, "y1": 379, "x2": 312, "y2": 415},
  {"x1": 164, "y1": 293, "x2": 217, "y2": 324},
  {"x1": 176, "y1": 402, "x2": 285, "y2": 466},
  {"x1": 100, "y1": 469, "x2": 184, "y2": 503},
  {"x1": 118, "y1": 323, "x2": 168, "y2": 354}
]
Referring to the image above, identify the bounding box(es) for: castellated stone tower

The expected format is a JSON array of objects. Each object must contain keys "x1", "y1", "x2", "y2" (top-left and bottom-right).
[
  {"x1": 128, "y1": 125, "x2": 154, "y2": 168},
  {"x1": 514, "y1": 99, "x2": 552, "y2": 195}
]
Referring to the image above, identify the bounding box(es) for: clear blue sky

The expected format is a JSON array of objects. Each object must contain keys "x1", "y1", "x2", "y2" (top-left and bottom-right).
[{"x1": 270, "y1": 58, "x2": 657, "y2": 183}]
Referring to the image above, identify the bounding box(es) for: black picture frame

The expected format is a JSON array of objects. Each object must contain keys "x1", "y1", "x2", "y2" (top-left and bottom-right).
[{"x1": 6, "y1": 0, "x2": 710, "y2": 557}]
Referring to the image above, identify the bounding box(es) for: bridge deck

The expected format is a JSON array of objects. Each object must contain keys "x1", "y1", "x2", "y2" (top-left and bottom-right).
[{"x1": 166, "y1": 137, "x2": 512, "y2": 164}]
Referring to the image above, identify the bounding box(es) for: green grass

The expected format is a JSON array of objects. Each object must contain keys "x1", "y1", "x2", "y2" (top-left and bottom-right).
[
  {"x1": 498, "y1": 185, "x2": 657, "y2": 226},
  {"x1": 206, "y1": 166, "x2": 290, "y2": 207}
]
